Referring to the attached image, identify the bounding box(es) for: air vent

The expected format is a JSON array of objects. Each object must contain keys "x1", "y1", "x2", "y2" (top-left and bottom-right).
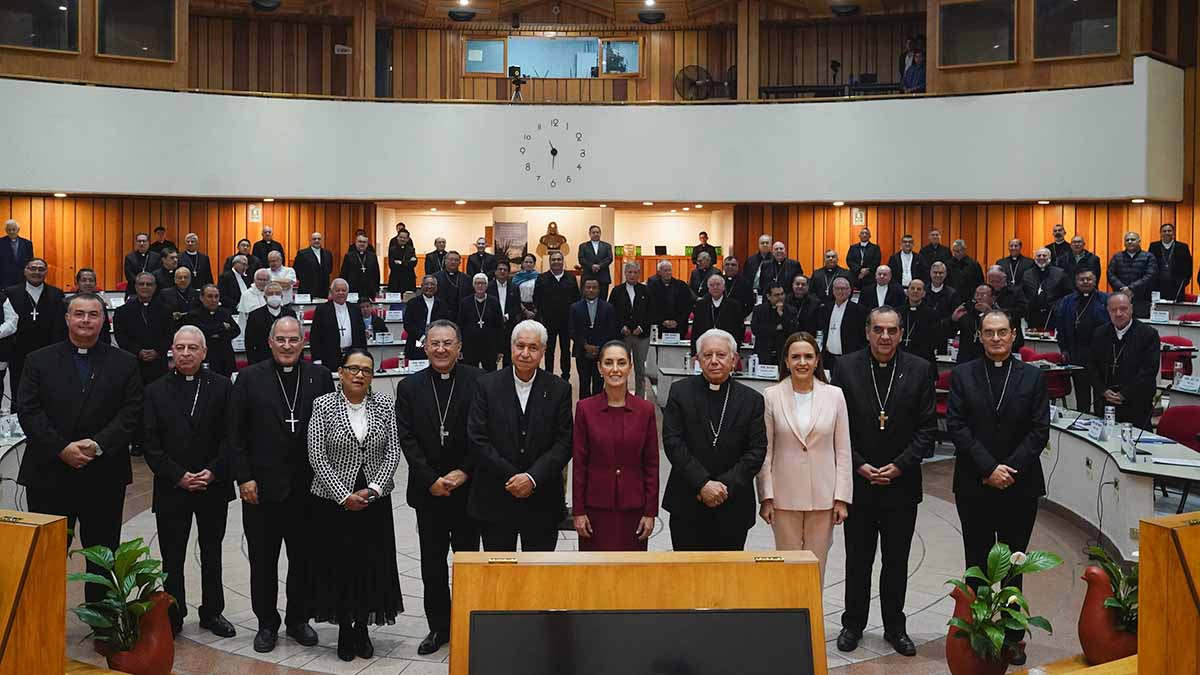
[
  {"x1": 448, "y1": 9, "x2": 476, "y2": 20},
  {"x1": 638, "y1": 10, "x2": 666, "y2": 23}
]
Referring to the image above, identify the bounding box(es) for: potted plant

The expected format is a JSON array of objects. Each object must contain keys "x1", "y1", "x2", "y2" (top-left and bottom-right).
[
  {"x1": 1078, "y1": 545, "x2": 1138, "y2": 664},
  {"x1": 68, "y1": 538, "x2": 175, "y2": 675},
  {"x1": 944, "y1": 542, "x2": 1063, "y2": 675}
]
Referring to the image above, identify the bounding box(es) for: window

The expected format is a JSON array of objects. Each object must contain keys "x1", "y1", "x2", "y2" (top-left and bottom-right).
[
  {"x1": 938, "y1": 0, "x2": 1017, "y2": 67},
  {"x1": 0, "y1": 0, "x2": 79, "y2": 53},
  {"x1": 507, "y1": 35, "x2": 598, "y2": 78},
  {"x1": 97, "y1": 0, "x2": 175, "y2": 61},
  {"x1": 465, "y1": 38, "x2": 506, "y2": 75},
  {"x1": 1035, "y1": 0, "x2": 1118, "y2": 59},
  {"x1": 600, "y1": 38, "x2": 641, "y2": 76}
]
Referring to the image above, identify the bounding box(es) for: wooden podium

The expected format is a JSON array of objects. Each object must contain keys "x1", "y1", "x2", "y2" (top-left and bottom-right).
[
  {"x1": 0, "y1": 510, "x2": 67, "y2": 675},
  {"x1": 449, "y1": 550, "x2": 827, "y2": 674},
  {"x1": 1139, "y1": 512, "x2": 1200, "y2": 674}
]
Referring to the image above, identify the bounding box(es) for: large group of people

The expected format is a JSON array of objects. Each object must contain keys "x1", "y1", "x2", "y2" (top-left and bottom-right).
[{"x1": 2, "y1": 217, "x2": 1192, "y2": 668}]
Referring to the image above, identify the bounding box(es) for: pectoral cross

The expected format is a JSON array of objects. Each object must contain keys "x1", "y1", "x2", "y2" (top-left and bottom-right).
[
  {"x1": 29, "y1": 307, "x2": 38, "y2": 321},
  {"x1": 338, "y1": 325, "x2": 346, "y2": 335},
  {"x1": 439, "y1": 425, "x2": 450, "y2": 446},
  {"x1": 285, "y1": 414, "x2": 299, "y2": 433},
  {"x1": 878, "y1": 410, "x2": 888, "y2": 431},
  {"x1": 478, "y1": 319, "x2": 486, "y2": 329},
  {"x1": 360, "y1": 265, "x2": 366, "y2": 274}
]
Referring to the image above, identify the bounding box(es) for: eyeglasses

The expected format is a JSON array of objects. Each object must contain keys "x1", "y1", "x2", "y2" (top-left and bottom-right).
[
  {"x1": 341, "y1": 365, "x2": 373, "y2": 376},
  {"x1": 427, "y1": 340, "x2": 458, "y2": 349}
]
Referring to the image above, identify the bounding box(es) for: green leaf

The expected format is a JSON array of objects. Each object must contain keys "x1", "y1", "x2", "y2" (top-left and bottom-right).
[
  {"x1": 128, "y1": 599, "x2": 154, "y2": 618},
  {"x1": 964, "y1": 568, "x2": 991, "y2": 585},
  {"x1": 70, "y1": 607, "x2": 113, "y2": 629},
  {"x1": 1000, "y1": 608, "x2": 1030, "y2": 628},
  {"x1": 1027, "y1": 615, "x2": 1053, "y2": 634},
  {"x1": 987, "y1": 542, "x2": 1013, "y2": 582},
  {"x1": 114, "y1": 545, "x2": 148, "y2": 581},
  {"x1": 998, "y1": 587, "x2": 1030, "y2": 613},
  {"x1": 947, "y1": 617, "x2": 975, "y2": 633},
  {"x1": 1013, "y1": 551, "x2": 1063, "y2": 576},
  {"x1": 71, "y1": 545, "x2": 115, "y2": 571},
  {"x1": 945, "y1": 579, "x2": 974, "y2": 597},
  {"x1": 127, "y1": 560, "x2": 161, "y2": 577},
  {"x1": 66, "y1": 572, "x2": 116, "y2": 591},
  {"x1": 119, "y1": 574, "x2": 138, "y2": 600},
  {"x1": 969, "y1": 632, "x2": 999, "y2": 659},
  {"x1": 1103, "y1": 597, "x2": 1125, "y2": 610}
]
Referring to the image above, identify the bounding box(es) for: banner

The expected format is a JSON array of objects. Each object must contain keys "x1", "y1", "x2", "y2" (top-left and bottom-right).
[{"x1": 493, "y1": 222, "x2": 529, "y2": 264}]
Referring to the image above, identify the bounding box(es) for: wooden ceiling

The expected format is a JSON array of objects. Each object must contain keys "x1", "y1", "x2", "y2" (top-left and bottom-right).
[{"x1": 190, "y1": 0, "x2": 926, "y2": 27}]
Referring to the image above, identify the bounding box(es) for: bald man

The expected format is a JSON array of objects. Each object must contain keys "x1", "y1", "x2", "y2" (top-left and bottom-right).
[
  {"x1": 1088, "y1": 293, "x2": 1160, "y2": 429},
  {"x1": 294, "y1": 232, "x2": 334, "y2": 299},
  {"x1": 309, "y1": 278, "x2": 367, "y2": 368}
]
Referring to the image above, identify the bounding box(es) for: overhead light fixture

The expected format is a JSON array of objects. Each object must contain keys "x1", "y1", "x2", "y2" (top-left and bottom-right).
[
  {"x1": 1131, "y1": 198, "x2": 1145, "y2": 204},
  {"x1": 455, "y1": 200, "x2": 466, "y2": 205},
  {"x1": 141, "y1": 46, "x2": 149, "y2": 51},
  {"x1": 430, "y1": 207, "x2": 438, "y2": 211},
  {"x1": 694, "y1": 204, "x2": 703, "y2": 208},
  {"x1": 458, "y1": 0, "x2": 470, "y2": 5},
  {"x1": 642, "y1": 201, "x2": 654, "y2": 206},
  {"x1": 53, "y1": 192, "x2": 67, "y2": 198},
  {"x1": 832, "y1": 201, "x2": 845, "y2": 207},
  {"x1": 670, "y1": 209, "x2": 677, "y2": 213},
  {"x1": 263, "y1": 197, "x2": 274, "y2": 202},
  {"x1": 58, "y1": 5, "x2": 67, "y2": 10},
  {"x1": 682, "y1": 207, "x2": 690, "y2": 211},
  {"x1": 1037, "y1": 200, "x2": 1050, "y2": 205},
  {"x1": 644, "y1": 0, "x2": 655, "y2": 5},
  {"x1": 599, "y1": 204, "x2": 607, "y2": 208}
]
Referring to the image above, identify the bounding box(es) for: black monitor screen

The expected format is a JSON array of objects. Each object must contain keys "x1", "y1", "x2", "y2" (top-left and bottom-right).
[{"x1": 468, "y1": 608, "x2": 815, "y2": 675}]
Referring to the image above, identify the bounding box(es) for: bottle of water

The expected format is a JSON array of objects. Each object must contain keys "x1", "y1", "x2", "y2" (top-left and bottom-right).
[
  {"x1": 1104, "y1": 405, "x2": 1117, "y2": 441},
  {"x1": 650, "y1": 325, "x2": 659, "y2": 342},
  {"x1": 1174, "y1": 361, "x2": 1184, "y2": 387},
  {"x1": 1120, "y1": 422, "x2": 1135, "y2": 461},
  {"x1": 748, "y1": 354, "x2": 759, "y2": 374}
]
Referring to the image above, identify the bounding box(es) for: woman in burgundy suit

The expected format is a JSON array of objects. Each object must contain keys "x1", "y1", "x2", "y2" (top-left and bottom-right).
[{"x1": 572, "y1": 340, "x2": 660, "y2": 551}]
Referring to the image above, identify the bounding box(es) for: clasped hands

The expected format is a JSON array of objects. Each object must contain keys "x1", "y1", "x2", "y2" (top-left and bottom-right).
[
  {"x1": 856, "y1": 463, "x2": 901, "y2": 486},
  {"x1": 178, "y1": 469, "x2": 214, "y2": 492},
  {"x1": 59, "y1": 439, "x2": 100, "y2": 469},
  {"x1": 696, "y1": 480, "x2": 728, "y2": 507},
  {"x1": 428, "y1": 469, "x2": 469, "y2": 497},
  {"x1": 342, "y1": 487, "x2": 378, "y2": 511},
  {"x1": 983, "y1": 464, "x2": 1018, "y2": 490},
  {"x1": 1102, "y1": 389, "x2": 1125, "y2": 405},
  {"x1": 505, "y1": 473, "x2": 535, "y2": 499}
]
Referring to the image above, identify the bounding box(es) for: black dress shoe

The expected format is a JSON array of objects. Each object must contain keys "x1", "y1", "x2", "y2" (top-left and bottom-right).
[
  {"x1": 337, "y1": 625, "x2": 355, "y2": 662},
  {"x1": 356, "y1": 629, "x2": 374, "y2": 659},
  {"x1": 836, "y1": 628, "x2": 861, "y2": 652},
  {"x1": 199, "y1": 615, "x2": 236, "y2": 638},
  {"x1": 253, "y1": 628, "x2": 277, "y2": 653},
  {"x1": 418, "y1": 630, "x2": 449, "y2": 655},
  {"x1": 884, "y1": 631, "x2": 917, "y2": 657},
  {"x1": 285, "y1": 622, "x2": 319, "y2": 646}
]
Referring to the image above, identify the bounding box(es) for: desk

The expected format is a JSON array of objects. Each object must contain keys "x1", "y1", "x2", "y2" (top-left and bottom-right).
[
  {"x1": 1161, "y1": 382, "x2": 1200, "y2": 408},
  {"x1": 935, "y1": 355, "x2": 1082, "y2": 375},
  {"x1": 1146, "y1": 319, "x2": 1200, "y2": 372},
  {"x1": 1041, "y1": 414, "x2": 1200, "y2": 560},
  {"x1": 646, "y1": 340, "x2": 753, "y2": 379},
  {"x1": 654, "y1": 366, "x2": 778, "y2": 407},
  {"x1": 231, "y1": 340, "x2": 406, "y2": 365},
  {"x1": 1153, "y1": 300, "x2": 1200, "y2": 321}
]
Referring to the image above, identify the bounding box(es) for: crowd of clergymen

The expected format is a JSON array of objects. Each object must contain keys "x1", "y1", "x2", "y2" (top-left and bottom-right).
[{"x1": 0, "y1": 216, "x2": 1186, "y2": 664}]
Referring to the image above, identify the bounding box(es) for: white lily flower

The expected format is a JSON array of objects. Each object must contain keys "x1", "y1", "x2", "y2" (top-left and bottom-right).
[{"x1": 1010, "y1": 551, "x2": 1027, "y2": 565}]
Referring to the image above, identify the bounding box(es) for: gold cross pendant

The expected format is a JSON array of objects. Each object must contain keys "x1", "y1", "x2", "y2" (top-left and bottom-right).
[{"x1": 878, "y1": 410, "x2": 888, "y2": 431}]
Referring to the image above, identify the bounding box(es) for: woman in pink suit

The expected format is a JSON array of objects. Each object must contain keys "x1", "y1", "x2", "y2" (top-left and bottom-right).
[
  {"x1": 755, "y1": 332, "x2": 853, "y2": 579},
  {"x1": 572, "y1": 340, "x2": 660, "y2": 551}
]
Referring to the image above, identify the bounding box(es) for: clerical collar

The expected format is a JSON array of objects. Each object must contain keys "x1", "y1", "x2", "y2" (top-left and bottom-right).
[
  {"x1": 1115, "y1": 321, "x2": 1133, "y2": 340},
  {"x1": 184, "y1": 374, "x2": 196, "y2": 381},
  {"x1": 989, "y1": 356, "x2": 1011, "y2": 367},
  {"x1": 438, "y1": 371, "x2": 452, "y2": 380},
  {"x1": 275, "y1": 362, "x2": 297, "y2": 374},
  {"x1": 553, "y1": 272, "x2": 564, "y2": 281},
  {"x1": 1080, "y1": 292, "x2": 1092, "y2": 298},
  {"x1": 705, "y1": 378, "x2": 727, "y2": 392},
  {"x1": 586, "y1": 298, "x2": 597, "y2": 304},
  {"x1": 76, "y1": 347, "x2": 89, "y2": 355},
  {"x1": 1009, "y1": 256, "x2": 1020, "y2": 262},
  {"x1": 872, "y1": 354, "x2": 895, "y2": 368},
  {"x1": 1037, "y1": 264, "x2": 1049, "y2": 270},
  {"x1": 931, "y1": 284, "x2": 944, "y2": 292},
  {"x1": 476, "y1": 295, "x2": 487, "y2": 302}
]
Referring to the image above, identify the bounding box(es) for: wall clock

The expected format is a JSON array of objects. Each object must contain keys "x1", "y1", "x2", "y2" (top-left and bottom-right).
[{"x1": 519, "y1": 117, "x2": 586, "y2": 189}]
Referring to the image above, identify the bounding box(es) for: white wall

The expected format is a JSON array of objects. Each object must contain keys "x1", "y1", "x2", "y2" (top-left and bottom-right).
[{"x1": 0, "y1": 57, "x2": 1182, "y2": 202}]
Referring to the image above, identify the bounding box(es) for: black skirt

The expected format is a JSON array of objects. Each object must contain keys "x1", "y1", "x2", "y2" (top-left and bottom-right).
[{"x1": 307, "y1": 477, "x2": 404, "y2": 626}]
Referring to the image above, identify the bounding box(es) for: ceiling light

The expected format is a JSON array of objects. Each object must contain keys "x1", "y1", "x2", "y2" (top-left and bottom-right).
[
  {"x1": 670, "y1": 209, "x2": 677, "y2": 213},
  {"x1": 694, "y1": 204, "x2": 703, "y2": 208},
  {"x1": 455, "y1": 200, "x2": 466, "y2": 205},
  {"x1": 832, "y1": 201, "x2": 845, "y2": 207},
  {"x1": 599, "y1": 204, "x2": 607, "y2": 208},
  {"x1": 141, "y1": 46, "x2": 149, "y2": 51},
  {"x1": 58, "y1": 5, "x2": 67, "y2": 10},
  {"x1": 992, "y1": 44, "x2": 1000, "y2": 49},
  {"x1": 1037, "y1": 200, "x2": 1050, "y2": 205},
  {"x1": 682, "y1": 207, "x2": 690, "y2": 211},
  {"x1": 458, "y1": 0, "x2": 470, "y2": 5},
  {"x1": 263, "y1": 198, "x2": 274, "y2": 202},
  {"x1": 645, "y1": 0, "x2": 655, "y2": 5},
  {"x1": 430, "y1": 207, "x2": 438, "y2": 211},
  {"x1": 53, "y1": 192, "x2": 67, "y2": 198},
  {"x1": 642, "y1": 201, "x2": 654, "y2": 206},
  {"x1": 1131, "y1": 198, "x2": 1145, "y2": 204}
]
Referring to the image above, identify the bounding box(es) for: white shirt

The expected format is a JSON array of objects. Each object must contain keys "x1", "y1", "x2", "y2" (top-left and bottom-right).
[
  {"x1": 711, "y1": 295, "x2": 723, "y2": 308},
  {"x1": 899, "y1": 251, "x2": 914, "y2": 285},
  {"x1": 268, "y1": 266, "x2": 297, "y2": 305},
  {"x1": 495, "y1": 281, "x2": 509, "y2": 314},
  {"x1": 0, "y1": 298, "x2": 18, "y2": 368},
  {"x1": 553, "y1": 272, "x2": 564, "y2": 282},
  {"x1": 334, "y1": 301, "x2": 353, "y2": 349},
  {"x1": 423, "y1": 294, "x2": 435, "y2": 316},
  {"x1": 346, "y1": 399, "x2": 368, "y2": 443},
  {"x1": 310, "y1": 246, "x2": 322, "y2": 264},
  {"x1": 512, "y1": 371, "x2": 538, "y2": 488},
  {"x1": 1115, "y1": 321, "x2": 1133, "y2": 341},
  {"x1": 591, "y1": 241, "x2": 600, "y2": 254},
  {"x1": 233, "y1": 271, "x2": 249, "y2": 294},
  {"x1": 875, "y1": 284, "x2": 888, "y2": 307},
  {"x1": 827, "y1": 301, "x2": 848, "y2": 354},
  {"x1": 793, "y1": 390, "x2": 814, "y2": 430},
  {"x1": 931, "y1": 284, "x2": 945, "y2": 293},
  {"x1": 25, "y1": 282, "x2": 43, "y2": 305},
  {"x1": 626, "y1": 282, "x2": 637, "y2": 305},
  {"x1": 237, "y1": 286, "x2": 266, "y2": 315}
]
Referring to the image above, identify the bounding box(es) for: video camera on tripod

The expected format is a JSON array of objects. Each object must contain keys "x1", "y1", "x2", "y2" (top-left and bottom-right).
[{"x1": 509, "y1": 66, "x2": 527, "y2": 102}]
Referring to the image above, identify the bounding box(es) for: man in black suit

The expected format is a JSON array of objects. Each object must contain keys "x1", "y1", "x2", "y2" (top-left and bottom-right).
[
  {"x1": 690, "y1": 231, "x2": 717, "y2": 268},
  {"x1": 688, "y1": 252, "x2": 719, "y2": 297},
  {"x1": 160, "y1": 266, "x2": 200, "y2": 327},
  {"x1": 5, "y1": 258, "x2": 66, "y2": 402},
  {"x1": 743, "y1": 234, "x2": 774, "y2": 297},
  {"x1": 387, "y1": 225, "x2": 418, "y2": 294},
  {"x1": 647, "y1": 260, "x2": 695, "y2": 337},
  {"x1": 153, "y1": 248, "x2": 181, "y2": 293},
  {"x1": 847, "y1": 227, "x2": 882, "y2": 291},
  {"x1": 926, "y1": 262, "x2": 961, "y2": 323},
  {"x1": 691, "y1": 274, "x2": 746, "y2": 356},
  {"x1": 1045, "y1": 223, "x2": 1071, "y2": 267},
  {"x1": 16, "y1": 293, "x2": 141, "y2": 604},
  {"x1": 488, "y1": 260, "x2": 523, "y2": 367},
  {"x1": 467, "y1": 320, "x2": 573, "y2": 551},
  {"x1": 721, "y1": 256, "x2": 755, "y2": 317},
  {"x1": 71, "y1": 268, "x2": 111, "y2": 345},
  {"x1": 1021, "y1": 248, "x2": 1070, "y2": 333},
  {"x1": 467, "y1": 237, "x2": 498, "y2": 280},
  {"x1": 1062, "y1": 235, "x2": 1103, "y2": 283},
  {"x1": 218, "y1": 255, "x2": 252, "y2": 311},
  {"x1": 113, "y1": 272, "x2": 172, "y2": 390},
  {"x1": 833, "y1": 307, "x2": 937, "y2": 658},
  {"x1": 1055, "y1": 271, "x2": 1109, "y2": 415},
  {"x1": 182, "y1": 285, "x2": 241, "y2": 376},
  {"x1": 244, "y1": 283, "x2": 295, "y2": 365},
  {"x1": 751, "y1": 284, "x2": 798, "y2": 367},
  {"x1": 810, "y1": 250, "x2": 854, "y2": 304},
  {"x1": 396, "y1": 320, "x2": 483, "y2": 656},
  {"x1": 460, "y1": 274, "x2": 505, "y2": 372},
  {"x1": 424, "y1": 237, "x2": 449, "y2": 276},
  {"x1": 859, "y1": 265, "x2": 905, "y2": 310},
  {"x1": 149, "y1": 226, "x2": 175, "y2": 256},
  {"x1": 293, "y1": 232, "x2": 334, "y2": 299},
  {"x1": 533, "y1": 250, "x2": 580, "y2": 379},
  {"x1": 228, "y1": 316, "x2": 333, "y2": 653},
  {"x1": 0, "y1": 219, "x2": 34, "y2": 288},
  {"x1": 404, "y1": 275, "x2": 452, "y2": 361},
  {"x1": 887, "y1": 234, "x2": 927, "y2": 288},
  {"x1": 577, "y1": 226, "x2": 613, "y2": 300},
  {"x1": 951, "y1": 285, "x2": 996, "y2": 364},
  {"x1": 918, "y1": 229, "x2": 953, "y2": 280},
  {"x1": 1088, "y1": 293, "x2": 1160, "y2": 429},
  {"x1": 341, "y1": 234, "x2": 381, "y2": 301},
  {"x1": 251, "y1": 226, "x2": 285, "y2": 270},
  {"x1": 819, "y1": 277, "x2": 868, "y2": 373},
  {"x1": 124, "y1": 232, "x2": 161, "y2": 293},
  {"x1": 223, "y1": 238, "x2": 263, "y2": 276},
  {"x1": 947, "y1": 310, "x2": 1050, "y2": 665},
  {"x1": 947, "y1": 239, "x2": 985, "y2": 295},
  {"x1": 759, "y1": 241, "x2": 804, "y2": 294},
  {"x1": 987, "y1": 265, "x2": 1027, "y2": 350},
  {"x1": 434, "y1": 251, "x2": 471, "y2": 315},
  {"x1": 997, "y1": 238, "x2": 1035, "y2": 287},
  {"x1": 1149, "y1": 222, "x2": 1193, "y2": 302},
  {"x1": 569, "y1": 278, "x2": 619, "y2": 397},
  {"x1": 608, "y1": 262, "x2": 653, "y2": 398},
  {"x1": 897, "y1": 279, "x2": 940, "y2": 369},
  {"x1": 309, "y1": 278, "x2": 367, "y2": 369},
  {"x1": 1108, "y1": 231, "x2": 1159, "y2": 318},
  {"x1": 143, "y1": 326, "x2": 236, "y2": 638},
  {"x1": 663, "y1": 328, "x2": 767, "y2": 550},
  {"x1": 179, "y1": 233, "x2": 215, "y2": 288}
]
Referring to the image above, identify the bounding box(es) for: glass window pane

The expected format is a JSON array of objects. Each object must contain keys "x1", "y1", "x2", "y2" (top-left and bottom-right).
[
  {"x1": 508, "y1": 36, "x2": 598, "y2": 79},
  {"x1": 98, "y1": 0, "x2": 175, "y2": 60},
  {"x1": 602, "y1": 40, "x2": 639, "y2": 74},
  {"x1": 1034, "y1": 0, "x2": 1118, "y2": 59},
  {"x1": 465, "y1": 39, "x2": 505, "y2": 74},
  {"x1": 939, "y1": 0, "x2": 1016, "y2": 66},
  {"x1": 0, "y1": 0, "x2": 78, "y2": 52}
]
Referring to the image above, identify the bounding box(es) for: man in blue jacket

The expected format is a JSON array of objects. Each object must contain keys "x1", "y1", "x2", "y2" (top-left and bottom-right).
[{"x1": 1055, "y1": 269, "x2": 1109, "y2": 414}]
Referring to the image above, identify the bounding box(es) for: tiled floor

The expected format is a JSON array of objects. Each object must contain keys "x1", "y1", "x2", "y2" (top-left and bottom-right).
[{"x1": 63, "y1": 394, "x2": 1199, "y2": 675}]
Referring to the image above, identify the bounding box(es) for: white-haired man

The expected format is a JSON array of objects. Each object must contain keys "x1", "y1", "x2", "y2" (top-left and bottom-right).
[
  {"x1": 662, "y1": 328, "x2": 767, "y2": 550},
  {"x1": 466, "y1": 319, "x2": 573, "y2": 552},
  {"x1": 460, "y1": 273, "x2": 505, "y2": 371}
]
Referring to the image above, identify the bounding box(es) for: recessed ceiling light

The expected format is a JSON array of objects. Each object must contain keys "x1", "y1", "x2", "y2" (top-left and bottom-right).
[
  {"x1": 642, "y1": 201, "x2": 654, "y2": 206},
  {"x1": 992, "y1": 44, "x2": 1000, "y2": 49},
  {"x1": 58, "y1": 5, "x2": 67, "y2": 10},
  {"x1": 458, "y1": 0, "x2": 469, "y2": 5},
  {"x1": 430, "y1": 207, "x2": 438, "y2": 211},
  {"x1": 599, "y1": 204, "x2": 607, "y2": 208},
  {"x1": 263, "y1": 198, "x2": 274, "y2": 202},
  {"x1": 694, "y1": 204, "x2": 703, "y2": 208},
  {"x1": 682, "y1": 207, "x2": 690, "y2": 211},
  {"x1": 832, "y1": 201, "x2": 845, "y2": 207},
  {"x1": 670, "y1": 209, "x2": 677, "y2": 213},
  {"x1": 1131, "y1": 198, "x2": 1145, "y2": 204},
  {"x1": 1037, "y1": 200, "x2": 1050, "y2": 205},
  {"x1": 644, "y1": 0, "x2": 655, "y2": 5},
  {"x1": 53, "y1": 192, "x2": 67, "y2": 198},
  {"x1": 455, "y1": 200, "x2": 466, "y2": 205},
  {"x1": 141, "y1": 46, "x2": 149, "y2": 51}
]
